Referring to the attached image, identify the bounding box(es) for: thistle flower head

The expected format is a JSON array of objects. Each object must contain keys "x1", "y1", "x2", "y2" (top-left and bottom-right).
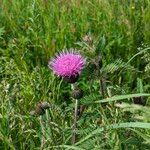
[{"x1": 49, "y1": 49, "x2": 86, "y2": 78}]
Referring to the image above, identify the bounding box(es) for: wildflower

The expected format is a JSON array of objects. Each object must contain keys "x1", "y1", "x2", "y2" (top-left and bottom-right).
[{"x1": 49, "y1": 49, "x2": 86, "y2": 83}]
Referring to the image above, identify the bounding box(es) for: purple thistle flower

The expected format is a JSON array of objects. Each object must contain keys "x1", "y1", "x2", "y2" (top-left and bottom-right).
[{"x1": 49, "y1": 49, "x2": 86, "y2": 78}]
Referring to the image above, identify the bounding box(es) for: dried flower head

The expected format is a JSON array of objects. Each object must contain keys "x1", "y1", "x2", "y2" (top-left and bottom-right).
[
  {"x1": 30, "y1": 101, "x2": 50, "y2": 117},
  {"x1": 49, "y1": 49, "x2": 86, "y2": 78},
  {"x1": 82, "y1": 35, "x2": 93, "y2": 45}
]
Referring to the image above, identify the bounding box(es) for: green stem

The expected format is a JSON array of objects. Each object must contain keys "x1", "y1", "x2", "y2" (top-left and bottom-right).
[
  {"x1": 39, "y1": 116, "x2": 45, "y2": 148},
  {"x1": 71, "y1": 84, "x2": 79, "y2": 144},
  {"x1": 72, "y1": 98, "x2": 79, "y2": 144},
  {"x1": 100, "y1": 78, "x2": 105, "y2": 98}
]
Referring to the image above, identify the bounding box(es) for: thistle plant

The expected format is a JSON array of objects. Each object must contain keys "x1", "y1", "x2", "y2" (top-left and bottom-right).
[
  {"x1": 49, "y1": 49, "x2": 86, "y2": 83},
  {"x1": 49, "y1": 49, "x2": 86, "y2": 144}
]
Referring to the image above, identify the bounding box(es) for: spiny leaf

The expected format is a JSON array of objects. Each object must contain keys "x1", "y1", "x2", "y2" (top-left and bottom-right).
[
  {"x1": 0, "y1": 27, "x2": 5, "y2": 38},
  {"x1": 81, "y1": 93, "x2": 150, "y2": 105},
  {"x1": 101, "y1": 58, "x2": 135, "y2": 74},
  {"x1": 95, "y1": 35, "x2": 106, "y2": 55}
]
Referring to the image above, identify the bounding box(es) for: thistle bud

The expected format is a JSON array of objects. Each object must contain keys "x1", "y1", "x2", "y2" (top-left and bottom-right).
[
  {"x1": 71, "y1": 87, "x2": 83, "y2": 99},
  {"x1": 35, "y1": 103, "x2": 45, "y2": 116},
  {"x1": 30, "y1": 101, "x2": 50, "y2": 117},
  {"x1": 40, "y1": 102, "x2": 51, "y2": 109}
]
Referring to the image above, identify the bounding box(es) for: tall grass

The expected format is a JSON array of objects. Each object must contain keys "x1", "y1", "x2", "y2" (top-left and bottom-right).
[{"x1": 0, "y1": 0, "x2": 150, "y2": 149}]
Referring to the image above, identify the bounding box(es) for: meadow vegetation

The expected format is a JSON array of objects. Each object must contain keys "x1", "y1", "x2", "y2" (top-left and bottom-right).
[{"x1": 0, "y1": 0, "x2": 150, "y2": 149}]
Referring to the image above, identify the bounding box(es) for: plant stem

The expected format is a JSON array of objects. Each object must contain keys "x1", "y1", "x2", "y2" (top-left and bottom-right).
[
  {"x1": 100, "y1": 78, "x2": 105, "y2": 98},
  {"x1": 72, "y1": 98, "x2": 79, "y2": 144},
  {"x1": 71, "y1": 84, "x2": 79, "y2": 144},
  {"x1": 39, "y1": 116, "x2": 45, "y2": 148}
]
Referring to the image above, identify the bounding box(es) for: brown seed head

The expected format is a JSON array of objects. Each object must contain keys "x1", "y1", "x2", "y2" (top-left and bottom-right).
[{"x1": 30, "y1": 101, "x2": 50, "y2": 117}]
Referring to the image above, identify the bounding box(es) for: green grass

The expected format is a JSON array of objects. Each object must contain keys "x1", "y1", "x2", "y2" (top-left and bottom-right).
[{"x1": 0, "y1": 0, "x2": 150, "y2": 149}]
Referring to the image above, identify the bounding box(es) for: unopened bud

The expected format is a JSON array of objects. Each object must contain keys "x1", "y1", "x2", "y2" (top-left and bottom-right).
[
  {"x1": 30, "y1": 101, "x2": 50, "y2": 117},
  {"x1": 71, "y1": 87, "x2": 83, "y2": 99},
  {"x1": 40, "y1": 102, "x2": 51, "y2": 109}
]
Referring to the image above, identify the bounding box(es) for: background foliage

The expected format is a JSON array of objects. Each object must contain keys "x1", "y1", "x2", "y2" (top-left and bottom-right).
[{"x1": 0, "y1": 0, "x2": 150, "y2": 149}]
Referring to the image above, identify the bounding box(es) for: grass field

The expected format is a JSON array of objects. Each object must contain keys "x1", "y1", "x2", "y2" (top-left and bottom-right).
[{"x1": 0, "y1": 0, "x2": 150, "y2": 149}]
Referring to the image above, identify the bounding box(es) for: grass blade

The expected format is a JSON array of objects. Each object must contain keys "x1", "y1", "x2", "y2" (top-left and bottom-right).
[{"x1": 76, "y1": 122, "x2": 150, "y2": 145}]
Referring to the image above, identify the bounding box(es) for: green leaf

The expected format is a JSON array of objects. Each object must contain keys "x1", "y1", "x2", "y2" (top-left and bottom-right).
[
  {"x1": 46, "y1": 145, "x2": 85, "y2": 150},
  {"x1": 126, "y1": 47, "x2": 150, "y2": 65},
  {"x1": 81, "y1": 93, "x2": 150, "y2": 105},
  {"x1": 130, "y1": 129, "x2": 150, "y2": 144},
  {"x1": 95, "y1": 35, "x2": 106, "y2": 55},
  {"x1": 76, "y1": 122, "x2": 150, "y2": 145},
  {"x1": 0, "y1": 27, "x2": 5, "y2": 39},
  {"x1": 137, "y1": 78, "x2": 144, "y2": 93},
  {"x1": 101, "y1": 58, "x2": 135, "y2": 74},
  {"x1": 110, "y1": 122, "x2": 150, "y2": 129}
]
